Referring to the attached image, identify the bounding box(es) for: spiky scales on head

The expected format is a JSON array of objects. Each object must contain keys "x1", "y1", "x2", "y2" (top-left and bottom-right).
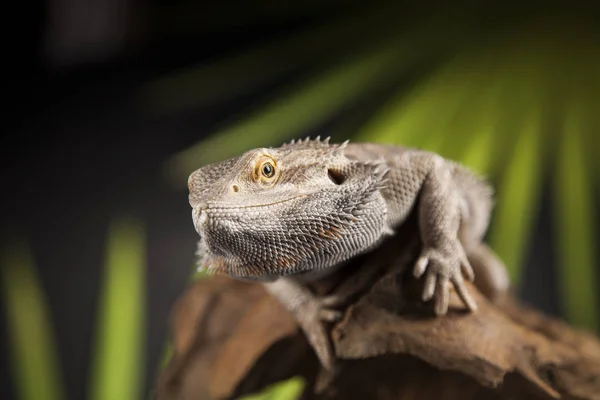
[{"x1": 188, "y1": 138, "x2": 390, "y2": 281}]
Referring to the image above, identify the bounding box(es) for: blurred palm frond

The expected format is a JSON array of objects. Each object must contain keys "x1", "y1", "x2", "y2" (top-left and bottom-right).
[
  {"x1": 1, "y1": 242, "x2": 65, "y2": 400},
  {"x1": 89, "y1": 218, "x2": 146, "y2": 400},
  {"x1": 237, "y1": 376, "x2": 305, "y2": 400},
  {"x1": 161, "y1": 5, "x2": 499, "y2": 180},
  {"x1": 554, "y1": 103, "x2": 599, "y2": 331}
]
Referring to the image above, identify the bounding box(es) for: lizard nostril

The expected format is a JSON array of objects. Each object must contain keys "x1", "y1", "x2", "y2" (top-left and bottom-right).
[{"x1": 232, "y1": 184, "x2": 239, "y2": 193}]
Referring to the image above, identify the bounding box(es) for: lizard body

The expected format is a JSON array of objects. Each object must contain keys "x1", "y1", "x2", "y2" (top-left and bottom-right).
[{"x1": 188, "y1": 137, "x2": 509, "y2": 371}]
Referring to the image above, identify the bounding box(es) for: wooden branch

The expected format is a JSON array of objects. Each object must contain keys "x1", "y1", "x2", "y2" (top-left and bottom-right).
[{"x1": 156, "y1": 224, "x2": 600, "y2": 400}]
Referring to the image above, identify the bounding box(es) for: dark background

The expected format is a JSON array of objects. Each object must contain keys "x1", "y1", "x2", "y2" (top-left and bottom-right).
[
  {"x1": 2, "y1": 1, "x2": 596, "y2": 399},
  {"x1": 3, "y1": 2, "x2": 345, "y2": 399}
]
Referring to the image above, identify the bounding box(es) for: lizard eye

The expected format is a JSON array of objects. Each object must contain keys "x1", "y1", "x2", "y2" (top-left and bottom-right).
[
  {"x1": 262, "y1": 162, "x2": 275, "y2": 178},
  {"x1": 254, "y1": 155, "x2": 279, "y2": 184}
]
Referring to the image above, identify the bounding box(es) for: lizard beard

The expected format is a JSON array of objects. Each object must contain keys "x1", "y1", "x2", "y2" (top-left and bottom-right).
[{"x1": 195, "y1": 188, "x2": 389, "y2": 280}]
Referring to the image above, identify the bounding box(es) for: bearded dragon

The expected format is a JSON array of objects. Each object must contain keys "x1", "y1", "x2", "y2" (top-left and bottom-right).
[{"x1": 187, "y1": 137, "x2": 509, "y2": 371}]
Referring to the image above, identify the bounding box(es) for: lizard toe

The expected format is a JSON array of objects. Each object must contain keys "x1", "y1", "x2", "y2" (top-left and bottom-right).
[
  {"x1": 422, "y1": 270, "x2": 437, "y2": 301},
  {"x1": 433, "y1": 276, "x2": 450, "y2": 315},
  {"x1": 452, "y1": 274, "x2": 478, "y2": 312}
]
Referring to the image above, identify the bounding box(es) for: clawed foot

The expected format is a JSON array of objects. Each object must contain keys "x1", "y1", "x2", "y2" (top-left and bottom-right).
[
  {"x1": 413, "y1": 241, "x2": 478, "y2": 315},
  {"x1": 262, "y1": 279, "x2": 345, "y2": 374},
  {"x1": 297, "y1": 297, "x2": 343, "y2": 371}
]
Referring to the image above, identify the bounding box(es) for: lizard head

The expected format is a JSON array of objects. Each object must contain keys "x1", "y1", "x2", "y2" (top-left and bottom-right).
[{"x1": 188, "y1": 137, "x2": 389, "y2": 280}]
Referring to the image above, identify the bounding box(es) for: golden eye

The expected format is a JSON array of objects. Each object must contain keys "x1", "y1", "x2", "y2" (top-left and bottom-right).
[
  {"x1": 261, "y1": 162, "x2": 275, "y2": 178},
  {"x1": 253, "y1": 155, "x2": 279, "y2": 183}
]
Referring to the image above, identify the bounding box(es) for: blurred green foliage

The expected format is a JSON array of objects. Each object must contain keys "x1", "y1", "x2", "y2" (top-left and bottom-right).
[
  {"x1": 88, "y1": 218, "x2": 146, "y2": 400},
  {"x1": 237, "y1": 377, "x2": 305, "y2": 400},
  {"x1": 1, "y1": 242, "x2": 64, "y2": 400},
  {"x1": 3, "y1": 3, "x2": 600, "y2": 400},
  {"x1": 1, "y1": 219, "x2": 146, "y2": 400}
]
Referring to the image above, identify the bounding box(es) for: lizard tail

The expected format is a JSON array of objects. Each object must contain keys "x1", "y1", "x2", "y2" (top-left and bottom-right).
[
  {"x1": 452, "y1": 163, "x2": 511, "y2": 297},
  {"x1": 467, "y1": 243, "x2": 511, "y2": 299}
]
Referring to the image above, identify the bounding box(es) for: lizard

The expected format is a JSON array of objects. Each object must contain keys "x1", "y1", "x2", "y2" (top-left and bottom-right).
[{"x1": 187, "y1": 137, "x2": 510, "y2": 372}]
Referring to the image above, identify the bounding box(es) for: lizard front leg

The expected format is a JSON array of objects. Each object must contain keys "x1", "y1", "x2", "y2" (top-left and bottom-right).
[
  {"x1": 262, "y1": 278, "x2": 342, "y2": 371},
  {"x1": 414, "y1": 156, "x2": 478, "y2": 315}
]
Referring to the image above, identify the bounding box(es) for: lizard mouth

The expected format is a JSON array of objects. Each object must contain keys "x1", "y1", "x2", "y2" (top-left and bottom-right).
[
  {"x1": 192, "y1": 195, "x2": 310, "y2": 234},
  {"x1": 203, "y1": 193, "x2": 312, "y2": 211},
  {"x1": 191, "y1": 194, "x2": 309, "y2": 234}
]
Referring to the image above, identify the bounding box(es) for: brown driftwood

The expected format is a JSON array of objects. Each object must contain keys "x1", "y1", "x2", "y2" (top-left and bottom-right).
[{"x1": 156, "y1": 220, "x2": 600, "y2": 400}]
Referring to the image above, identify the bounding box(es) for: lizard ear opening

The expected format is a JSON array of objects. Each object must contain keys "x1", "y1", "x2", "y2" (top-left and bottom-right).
[{"x1": 327, "y1": 168, "x2": 345, "y2": 185}]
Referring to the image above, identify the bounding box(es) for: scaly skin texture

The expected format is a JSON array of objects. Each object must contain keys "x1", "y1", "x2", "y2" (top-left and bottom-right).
[{"x1": 188, "y1": 137, "x2": 509, "y2": 372}]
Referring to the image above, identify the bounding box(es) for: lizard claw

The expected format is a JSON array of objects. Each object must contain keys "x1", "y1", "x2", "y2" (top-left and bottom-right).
[
  {"x1": 320, "y1": 293, "x2": 350, "y2": 309},
  {"x1": 318, "y1": 307, "x2": 343, "y2": 322},
  {"x1": 414, "y1": 243, "x2": 478, "y2": 315}
]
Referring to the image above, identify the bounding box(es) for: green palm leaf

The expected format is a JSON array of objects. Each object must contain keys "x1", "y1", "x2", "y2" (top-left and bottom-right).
[
  {"x1": 237, "y1": 377, "x2": 305, "y2": 400},
  {"x1": 488, "y1": 109, "x2": 545, "y2": 283},
  {"x1": 1, "y1": 242, "x2": 65, "y2": 400},
  {"x1": 554, "y1": 102, "x2": 599, "y2": 331},
  {"x1": 140, "y1": 2, "x2": 409, "y2": 112},
  {"x1": 89, "y1": 218, "x2": 146, "y2": 400}
]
